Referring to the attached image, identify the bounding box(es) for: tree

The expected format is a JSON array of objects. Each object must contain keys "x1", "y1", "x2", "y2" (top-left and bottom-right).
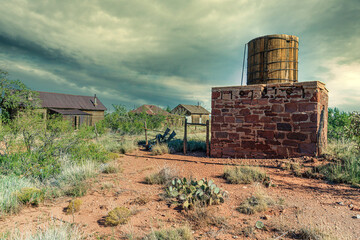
[{"x1": 0, "y1": 69, "x2": 40, "y2": 122}]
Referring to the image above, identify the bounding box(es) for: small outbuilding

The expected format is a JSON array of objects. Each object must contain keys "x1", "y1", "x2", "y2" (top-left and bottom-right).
[
  {"x1": 37, "y1": 91, "x2": 107, "y2": 128},
  {"x1": 171, "y1": 104, "x2": 210, "y2": 124},
  {"x1": 131, "y1": 105, "x2": 170, "y2": 116}
]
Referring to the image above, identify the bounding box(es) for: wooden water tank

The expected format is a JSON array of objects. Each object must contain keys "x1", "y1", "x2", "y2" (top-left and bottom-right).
[{"x1": 247, "y1": 34, "x2": 299, "y2": 85}]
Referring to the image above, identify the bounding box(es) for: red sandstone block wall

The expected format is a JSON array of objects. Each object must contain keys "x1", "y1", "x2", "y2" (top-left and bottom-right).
[{"x1": 211, "y1": 81, "x2": 328, "y2": 158}]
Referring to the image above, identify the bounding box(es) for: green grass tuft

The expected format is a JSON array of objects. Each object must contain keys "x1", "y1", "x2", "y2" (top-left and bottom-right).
[
  {"x1": 223, "y1": 166, "x2": 268, "y2": 184},
  {"x1": 144, "y1": 226, "x2": 193, "y2": 240}
]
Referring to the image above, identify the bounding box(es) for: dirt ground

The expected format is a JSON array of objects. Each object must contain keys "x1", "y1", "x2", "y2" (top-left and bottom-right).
[{"x1": 1, "y1": 150, "x2": 359, "y2": 239}]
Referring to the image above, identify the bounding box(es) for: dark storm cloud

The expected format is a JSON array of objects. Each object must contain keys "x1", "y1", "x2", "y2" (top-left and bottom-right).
[
  {"x1": 0, "y1": 0, "x2": 359, "y2": 111},
  {"x1": 0, "y1": 34, "x2": 82, "y2": 69}
]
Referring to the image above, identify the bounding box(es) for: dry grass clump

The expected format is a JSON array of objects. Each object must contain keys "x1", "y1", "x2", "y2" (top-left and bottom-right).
[
  {"x1": 280, "y1": 161, "x2": 303, "y2": 176},
  {"x1": 66, "y1": 199, "x2": 82, "y2": 214},
  {"x1": 102, "y1": 162, "x2": 122, "y2": 174},
  {"x1": 237, "y1": 192, "x2": 273, "y2": 215},
  {"x1": 144, "y1": 226, "x2": 193, "y2": 240},
  {"x1": 145, "y1": 166, "x2": 178, "y2": 185},
  {"x1": 185, "y1": 206, "x2": 227, "y2": 228},
  {"x1": 223, "y1": 166, "x2": 268, "y2": 184},
  {"x1": 287, "y1": 226, "x2": 337, "y2": 240},
  {"x1": 119, "y1": 140, "x2": 138, "y2": 154},
  {"x1": 151, "y1": 143, "x2": 170, "y2": 155},
  {"x1": 105, "y1": 207, "x2": 132, "y2": 226},
  {"x1": 130, "y1": 195, "x2": 150, "y2": 205}
]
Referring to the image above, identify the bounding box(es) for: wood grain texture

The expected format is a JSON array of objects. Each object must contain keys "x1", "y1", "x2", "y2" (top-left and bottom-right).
[{"x1": 247, "y1": 34, "x2": 299, "y2": 85}]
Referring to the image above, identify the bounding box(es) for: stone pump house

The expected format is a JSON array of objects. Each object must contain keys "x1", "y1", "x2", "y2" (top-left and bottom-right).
[{"x1": 37, "y1": 91, "x2": 107, "y2": 128}]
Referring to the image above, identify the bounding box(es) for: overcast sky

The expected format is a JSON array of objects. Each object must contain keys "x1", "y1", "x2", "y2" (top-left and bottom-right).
[{"x1": 0, "y1": 0, "x2": 359, "y2": 111}]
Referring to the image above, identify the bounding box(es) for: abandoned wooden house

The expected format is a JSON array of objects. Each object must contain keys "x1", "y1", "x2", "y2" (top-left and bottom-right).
[
  {"x1": 171, "y1": 104, "x2": 210, "y2": 124},
  {"x1": 37, "y1": 91, "x2": 107, "y2": 128}
]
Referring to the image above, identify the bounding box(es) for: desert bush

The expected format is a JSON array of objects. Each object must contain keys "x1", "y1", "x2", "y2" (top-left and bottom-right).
[
  {"x1": 144, "y1": 226, "x2": 193, "y2": 240},
  {"x1": 237, "y1": 192, "x2": 273, "y2": 215},
  {"x1": 316, "y1": 140, "x2": 360, "y2": 185},
  {"x1": 69, "y1": 142, "x2": 109, "y2": 163},
  {"x1": 223, "y1": 166, "x2": 269, "y2": 185},
  {"x1": 145, "y1": 167, "x2": 178, "y2": 185},
  {"x1": 130, "y1": 195, "x2": 150, "y2": 205},
  {"x1": 55, "y1": 157, "x2": 98, "y2": 197},
  {"x1": 66, "y1": 199, "x2": 82, "y2": 214},
  {"x1": 102, "y1": 162, "x2": 121, "y2": 174},
  {"x1": 184, "y1": 206, "x2": 227, "y2": 228},
  {"x1": 105, "y1": 207, "x2": 132, "y2": 226},
  {"x1": 166, "y1": 178, "x2": 226, "y2": 210},
  {"x1": 119, "y1": 140, "x2": 138, "y2": 154},
  {"x1": 0, "y1": 176, "x2": 36, "y2": 215},
  {"x1": 287, "y1": 226, "x2": 337, "y2": 240},
  {"x1": 104, "y1": 104, "x2": 166, "y2": 134},
  {"x1": 151, "y1": 143, "x2": 170, "y2": 155},
  {"x1": 15, "y1": 187, "x2": 44, "y2": 206},
  {"x1": 168, "y1": 139, "x2": 206, "y2": 153},
  {"x1": 0, "y1": 152, "x2": 60, "y2": 181},
  {"x1": 5, "y1": 222, "x2": 83, "y2": 240}
]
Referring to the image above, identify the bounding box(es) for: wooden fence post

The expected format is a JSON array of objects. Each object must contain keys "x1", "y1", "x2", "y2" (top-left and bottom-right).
[
  {"x1": 206, "y1": 120, "x2": 210, "y2": 157},
  {"x1": 183, "y1": 118, "x2": 187, "y2": 155},
  {"x1": 144, "y1": 121, "x2": 148, "y2": 146}
]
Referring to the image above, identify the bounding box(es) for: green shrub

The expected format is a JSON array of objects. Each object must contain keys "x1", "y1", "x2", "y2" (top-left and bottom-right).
[
  {"x1": 151, "y1": 143, "x2": 170, "y2": 155},
  {"x1": 168, "y1": 139, "x2": 206, "y2": 153},
  {"x1": 328, "y1": 108, "x2": 351, "y2": 140},
  {"x1": 15, "y1": 187, "x2": 44, "y2": 206},
  {"x1": 69, "y1": 142, "x2": 109, "y2": 163},
  {"x1": 223, "y1": 166, "x2": 268, "y2": 185},
  {"x1": 317, "y1": 140, "x2": 360, "y2": 185},
  {"x1": 66, "y1": 199, "x2": 82, "y2": 214},
  {"x1": 105, "y1": 207, "x2": 132, "y2": 226},
  {"x1": 104, "y1": 104, "x2": 166, "y2": 134},
  {"x1": 0, "y1": 152, "x2": 61, "y2": 181},
  {"x1": 145, "y1": 167, "x2": 177, "y2": 185},
  {"x1": 166, "y1": 178, "x2": 226, "y2": 210},
  {"x1": 144, "y1": 226, "x2": 193, "y2": 240}
]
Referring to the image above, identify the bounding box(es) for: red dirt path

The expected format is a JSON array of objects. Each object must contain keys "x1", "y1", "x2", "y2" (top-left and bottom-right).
[{"x1": 1, "y1": 150, "x2": 359, "y2": 239}]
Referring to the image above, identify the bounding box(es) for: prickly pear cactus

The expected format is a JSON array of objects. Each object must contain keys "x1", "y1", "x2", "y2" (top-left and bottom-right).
[{"x1": 165, "y1": 177, "x2": 227, "y2": 210}]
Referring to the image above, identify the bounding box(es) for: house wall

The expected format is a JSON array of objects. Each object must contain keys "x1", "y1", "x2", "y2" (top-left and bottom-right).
[
  {"x1": 82, "y1": 110, "x2": 105, "y2": 126},
  {"x1": 211, "y1": 81, "x2": 328, "y2": 158}
]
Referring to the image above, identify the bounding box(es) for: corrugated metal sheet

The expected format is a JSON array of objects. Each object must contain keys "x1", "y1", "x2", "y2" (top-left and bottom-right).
[
  {"x1": 48, "y1": 108, "x2": 91, "y2": 115},
  {"x1": 38, "y1": 91, "x2": 107, "y2": 111}
]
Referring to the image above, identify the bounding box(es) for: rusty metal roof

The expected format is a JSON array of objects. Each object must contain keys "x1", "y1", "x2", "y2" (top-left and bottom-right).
[
  {"x1": 38, "y1": 91, "x2": 107, "y2": 111},
  {"x1": 48, "y1": 108, "x2": 91, "y2": 115},
  {"x1": 131, "y1": 105, "x2": 170, "y2": 115}
]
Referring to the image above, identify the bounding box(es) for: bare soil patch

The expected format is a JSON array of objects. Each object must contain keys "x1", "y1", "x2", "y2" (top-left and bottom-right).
[{"x1": 1, "y1": 150, "x2": 359, "y2": 239}]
